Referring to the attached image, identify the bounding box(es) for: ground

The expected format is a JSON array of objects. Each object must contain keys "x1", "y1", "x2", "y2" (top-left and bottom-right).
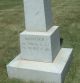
[{"x1": 0, "y1": 0, "x2": 80, "y2": 83}]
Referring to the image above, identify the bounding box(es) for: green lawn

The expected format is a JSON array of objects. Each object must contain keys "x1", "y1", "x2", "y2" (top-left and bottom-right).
[{"x1": 0, "y1": 0, "x2": 80, "y2": 83}]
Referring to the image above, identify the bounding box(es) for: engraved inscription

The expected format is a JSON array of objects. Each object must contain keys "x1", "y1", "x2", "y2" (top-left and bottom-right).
[{"x1": 22, "y1": 36, "x2": 50, "y2": 51}]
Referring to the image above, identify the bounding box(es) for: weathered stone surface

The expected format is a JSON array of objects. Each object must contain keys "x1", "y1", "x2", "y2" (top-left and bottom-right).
[
  {"x1": 20, "y1": 26, "x2": 60, "y2": 62},
  {"x1": 7, "y1": 48, "x2": 73, "y2": 83},
  {"x1": 23, "y1": 0, "x2": 53, "y2": 32}
]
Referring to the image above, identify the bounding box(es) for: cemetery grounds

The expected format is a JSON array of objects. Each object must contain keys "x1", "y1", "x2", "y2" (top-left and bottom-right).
[{"x1": 0, "y1": 0, "x2": 80, "y2": 83}]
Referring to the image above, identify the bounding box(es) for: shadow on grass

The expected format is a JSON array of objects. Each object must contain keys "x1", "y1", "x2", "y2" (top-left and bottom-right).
[{"x1": 60, "y1": 38, "x2": 63, "y2": 46}]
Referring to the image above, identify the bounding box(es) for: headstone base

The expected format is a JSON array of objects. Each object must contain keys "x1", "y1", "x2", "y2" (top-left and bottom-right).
[
  {"x1": 20, "y1": 26, "x2": 60, "y2": 62},
  {"x1": 7, "y1": 48, "x2": 73, "y2": 83}
]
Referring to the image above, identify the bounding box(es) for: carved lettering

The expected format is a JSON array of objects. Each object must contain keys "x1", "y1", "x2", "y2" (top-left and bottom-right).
[{"x1": 22, "y1": 37, "x2": 50, "y2": 51}]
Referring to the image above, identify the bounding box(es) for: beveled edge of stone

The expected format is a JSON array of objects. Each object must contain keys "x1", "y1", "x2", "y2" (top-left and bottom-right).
[
  {"x1": 7, "y1": 48, "x2": 73, "y2": 74},
  {"x1": 20, "y1": 26, "x2": 59, "y2": 36}
]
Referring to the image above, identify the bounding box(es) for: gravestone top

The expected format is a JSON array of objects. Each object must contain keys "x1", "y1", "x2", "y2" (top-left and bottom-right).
[{"x1": 23, "y1": 0, "x2": 53, "y2": 32}]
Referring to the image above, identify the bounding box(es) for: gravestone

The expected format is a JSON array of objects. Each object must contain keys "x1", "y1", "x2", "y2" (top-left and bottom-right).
[{"x1": 7, "y1": 0, "x2": 73, "y2": 83}]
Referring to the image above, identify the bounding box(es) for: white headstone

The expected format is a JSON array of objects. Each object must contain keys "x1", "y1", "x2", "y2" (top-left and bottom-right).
[
  {"x1": 23, "y1": 0, "x2": 53, "y2": 32},
  {"x1": 7, "y1": 0, "x2": 73, "y2": 83}
]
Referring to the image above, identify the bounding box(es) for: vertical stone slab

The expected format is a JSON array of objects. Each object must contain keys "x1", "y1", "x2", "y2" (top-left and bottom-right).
[{"x1": 23, "y1": 0, "x2": 53, "y2": 32}]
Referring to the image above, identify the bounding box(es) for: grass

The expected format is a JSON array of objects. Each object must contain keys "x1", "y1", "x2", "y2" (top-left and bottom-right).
[{"x1": 0, "y1": 0, "x2": 80, "y2": 83}]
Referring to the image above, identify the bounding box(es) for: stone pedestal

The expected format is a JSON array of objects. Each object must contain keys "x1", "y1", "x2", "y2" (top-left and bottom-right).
[
  {"x1": 6, "y1": 0, "x2": 73, "y2": 83},
  {"x1": 7, "y1": 48, "x2": 72, "y2": 83},
  {"x1": 20, "y1": 26, "x2": 60, "y2": 62}
]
